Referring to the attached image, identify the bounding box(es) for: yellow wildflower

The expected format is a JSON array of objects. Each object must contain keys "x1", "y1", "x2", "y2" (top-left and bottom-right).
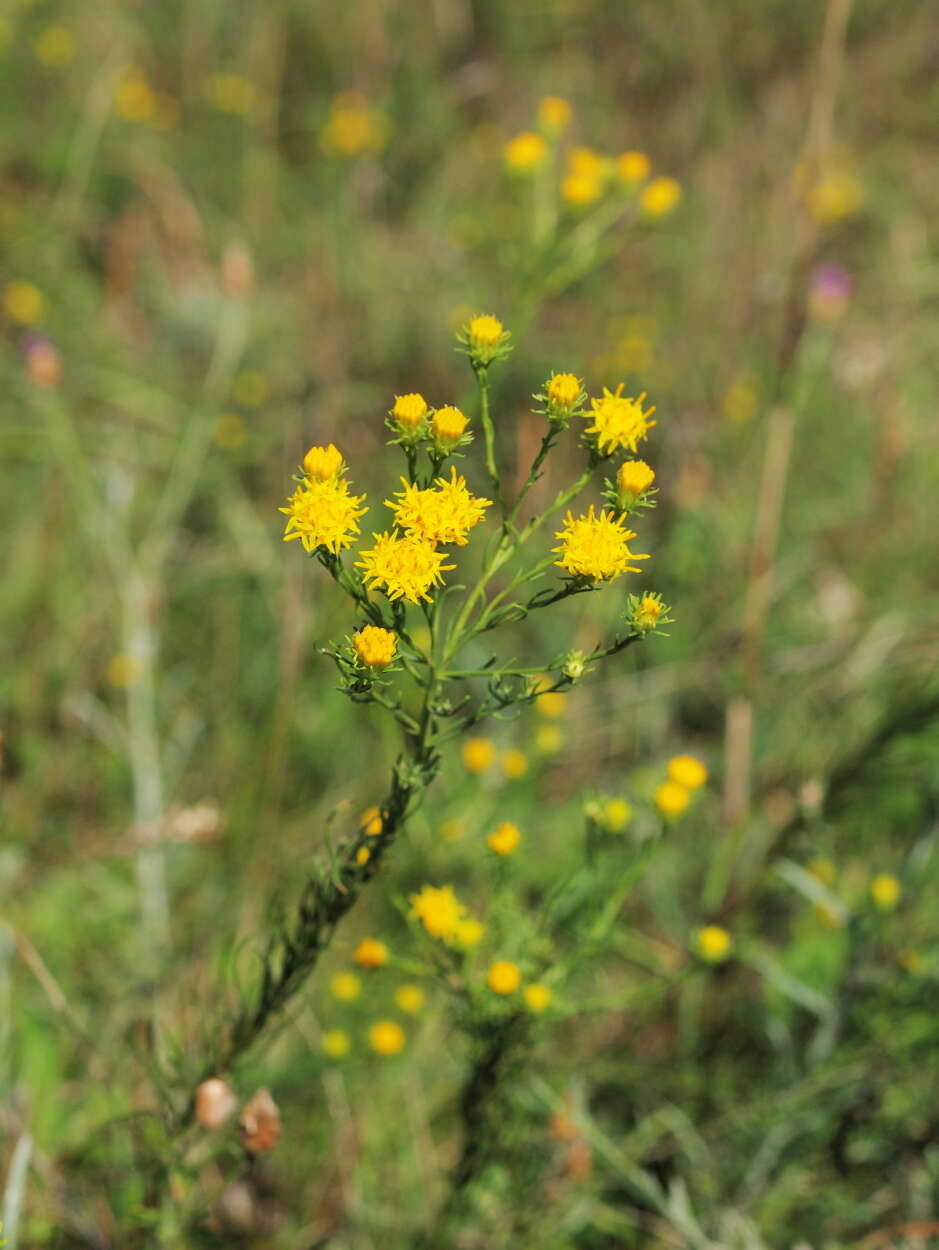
[
  {"x1": 696, "y1": 925, "x2": 732, "y2": 963},
  {"x1": 467, "y1": 314, "x2": 504, "y2": 349},
  {"x1": 545, "y1": 372, "x2": 583, "y2": 420},
  {"x1": 505, "y1": 131, "x2": 548, "y2": 171},
  {"x1": 387, "y1": 467, "x2": 491, "y2": 547},
  {"x1": 654, "y1": 781, "x2": 690, "y2": 817},
  {"x1": 523, "y1": 983, "x2": 552, "y2": 1012},
  {"x1": 303, "y1": 443, "x2": 344, "y2": 482},
  {"x1": 208, "y1": 73, "x2": 255, "y2": 116},
  {"x1": 4, "y1": 282, "x2": 44, "y2": 326},
  {"x1": 561, "y1": 173, "x2": 602, "y2": 207},
  {"x1": 391, "y1": 392, "x2": 428, "y2": 433},
  {"x1": 280, "y1": 477, "x2": 367, "y2": 554},
  {"x1": 553, "y1": 506, "x2": 648, "y2": 583},
  {"x1": 667, "y1": 755, "x2": 707, "y2": 790},
  {"x1": 361, "y1": 806, "x2": 383, "y2": 836},
  {"x1": 353, "y1": 626, "x2": 397, "y2": 670},
  {"x1": 353, "y1": 938, "x2": 388, "y2": 969},
  {"x1": 487, "y1": 821, "x2": 521, "y2": 856},
  {"x1": 538, "y1": 96, "x2": 571, "y2": 133},
  {"x1": 356, "y1": 847, "x2": 371, "y2": 865},
  {"x1": 604, "y1": 798, "x2": 632, "y2": 832},
  {"x1": 641, "y1": 176, "x2": 682, "y2": 217},
  {"x1": 462, "y1": 736, "x2": 495, "y2": 774},
  {"x1": 487, "y1": 960, "x2": 521, "y2": 995},
  {"x1": 356, "y1": 531, "x2": 454, "y2": 604},
  {"x1": 323, "y1": 1029, "x2": 351, "y2": 1057},
  {"x1": 369, "y1": 1020, "x2": 406, "y2": 1055},
  {"x1": 617, "y1": 460, "x2": 656, "y2": 501},
  {"x1": 870, "y1": 873, "x2": 901, "y2": 911},
  {"x1": 502, "y1": 749, "x2": 529, "y2": 780},
  {"x1": 106, "y1": 654, "x2": 141, "y2": 689},
  {"x1": 395, "y1": 984, "x2": 425, "y2": 1014},
  {"x1": 115, "y1": 73, "x2": 156, "y2": 123},
  {"x1": 634, "y1": 593, "x2": 664, "y2": 630},
  {"x1": 584, "y1": 385, "x2": 656, "y2": 455},
  {"x1": 409, "y1": 884, "x2": 467, "y2": 941},
  {"x1": 321, "y1": 92, "x2": 387, "y2": 156},
  {"x1": 536, "y1": 689, "x2": 566, "y2": 719},
  {"x1": 535, "y1": 724, "x2": 563, "y2": 755},
  {"x1": 34, "y1": 24, "x2": 74, "y2": 67},
  {"x1": 453, "y1": 916, "x2": 485, "y2": 949},
  {"x1": 330, "y1": 972, "x2": 362, "y2": 1002},
  {"x1": 617, "y1": 150, "x2": 650, "y2": 183},
  {"x1": 807, "y1": 172, "x2": 863, "y2": 224},
  {"x1": 568, "y1": 146, "x2": 604, "y2": 178},
  {"x1": 432, "y1": 405, "x2": 468, "y2": 449}
]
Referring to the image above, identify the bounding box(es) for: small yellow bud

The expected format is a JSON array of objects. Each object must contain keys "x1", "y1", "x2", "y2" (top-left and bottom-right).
[
  {"x1": 538, "y1": 96, "x2": 571, "y2": 134},
  {"x1": 616, "y1": 459, "x2": 656, "y2": 501},
  {"x1": 870, "y1": 873, "x2": 901, "y2": 911},
  {"x1": 391, "y1": 392, "x2": 428, "y2": 432},
  {"x1": 523, "y1": 982, "x2": 552, "y2": 1012},
  {"x1": 394, "y1": 984, "x2": 425, "y2": 1014},
  {"x1": 303, "y1": 443, "x2": 344, "y2": 482},
  {"x1": 361, "y1": 806, "x2": 384, "y2": 835},
  {"x1": 453, "y1": 916, "x2": 485, "y2": 948},
  {"x1": 368, "y1": 1020, "x2": 406, "y2": 1055},
  {"x1": 505, "y1": 131, "x2": 548, "y2": 172},
  {"x1": 356, "y1": 846, "x2": 371, "y2": 865},
  {"x1": 666, "y1": 755, "x2": 707, "y2": 790},
  {"x1": 4, "y1": 281, "x2": 44, "y2": 326},
  {"x1": 561, "y1": 172, "x2": 602, "y2": 207},
  {"x1": 352, "y1": 626, "x2": 397, "y2": 670},
  {"x1": 502, "y1": 748, "x2": 529, "y2": 780},
  {"x1": 633, "y1": 593, "x2": 664, "y2": 631},
  {"x1": 462, "y1": 736, "x2": 495, "y2": 774},
  {"x1": 603, "y1": 798, "x2": 632, "y2": 832},
  {"x1": 353, "y1": 937, "x2": 388, "y2": 969},
  {"x1": 467, "y1": 314, "x2": 504, "y2": 349},
  {"x1": 545, "y1": 372, "x2": 583, "y2": 421},
  {"x1": 323, "y1": 1029, "x2": 351, "y2": 1057},
  {"x1": 617, "y1": 150, "x2": 650, "y2": 184},
  {"x1": 654, "y1": 781, "x2": 690, "y2": 817},
  {"x1": 487, "y1": 960, "x2": 521, "y2": 995},
  {"x1": 330, "y1": 972, "x2": 362, "y2": 1001},
  {"x1": 432, "y1": 405, "x2": 469, "y2": 448},
  {"x1": 487, "y1": 821, "x2": 521, "y2": 857},
  {"x1": 696, "y1": 925, "x2": 732, "y2": 963},
  {"x1": 641, "y1": 176, "x2": 682, "y2": 217}
]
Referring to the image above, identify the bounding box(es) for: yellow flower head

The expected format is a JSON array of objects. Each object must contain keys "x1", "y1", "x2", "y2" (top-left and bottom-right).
[
  {"x1": 696, "y1": 925, "x2": 732, "y2": 963},
  {"x1": 584, "y1": 385, "x2": 656, "y2": 455},
  {"x1": 641, "y1": 176, "x2": 682, "y2": 217},
  {"x1": 654, "y1": 780, "x2": 690, "y2": 817},
  {"x1": 391, "y1": 392, "x2": 428, "y2": 432},
  {"x1": 387, "y1": 467, "x2": 491, "y2": 547},
  {"x1": 352, "y1": 625, "x2": 397, "y2": 670},
  {"x1": 462, "y1": 736, "x2": 495, "y2": 774},
  {"x1": 502, "y1": 749, "x2": 529, "y2": 780},
  {"x1": 617, "y1": 460, "x2": 656, "y2": 499},
  {"x1": 321, "y1": 92, "x2": 387, "y2": 157},
  {"x1": 667, "y1": 755, "x2": 707, "y2": 790},
  {"x1": 115, "y1": 72, "x2": 156, "y2": 122},
  {"x1": 538, "y1": 95, "x2": 572, "y2": 134},
  {"x1": 467, "y1": 314, "x2": 504, "y2": 349},
  {"x1": 553, "y1": 506, "x2": 648, "y2": 583},
  {"x1": 561, "y1": 173, "x2": 602, "y2": 207},
  {"x1": 870, "y1": 873, "x2": 901, "y2": 911},
  {"x1": 432, "y1": 405, "x2": 469, "y2": 448},
  {"x1": 353, "y1": 937, "x2": 388, "y2": 969},
  {"x1": 4, "y1": 281, "x2": 44, "y2": 326},
  {"x1": 807, "y1": 172, "x2": 863, "y2": 224},
  {"x1": 505, "y1": 131, "x2": 548, "y2": 172},
  {"x1": 535, "y1": 724, "x2": 563, "y2": 755},
  {"x1": 35, "y1": 24, "x2": 74, "y2": 67},
  {"x1": 323, "y1": 1029, "x2": 351, "y2": 1057},
  {"x1": 487, "y1": 960, "x2": 521, "y2": 995},
  {"x1": 439, "y1": 818, "x2": 464, "y2": 842},
  {"x1": 453, "y1": 916, "x2": 485, "y2": 949},
  {"x1": 487, "y1": 821, "x2": 521, "y2": 856},
  {"x1": 523, "y1": 982, "x2": 552, "y2": 1012},
  {"x1": 330, "y1": 972, "x2": 362, "y2": 1002},
  {"x1": 280, "y1": 477, "x2": 367, "y2": 555},
  {"x1": 361, "y1": 806, "x2": 384, "y2": 836},
  {"x1": 303, "y1": 443, "x2": 344, "y2": 482},
  {"x1": 617, "y1": 150, "x2": 651, "y2": 184},
  {"x1": 409, "y1": 884, "x2": 467, "y2": 941},
  {"x1": 568, "y1": 146, "x2": 604, "y2": 178},
  {"x1": 546, "y1": 372, "x2": 582, "y2": 407},
  {"x1": 536, "y1": 687, "x2": 566, "y2": 719},
  {"x1": 369, "y1": 1019, "x2": 406, "y2": 1055},
  {"x1": 634, "y1": 594, "x2": 664, "y2": 630},
  {"x1": 356, "y1": 531, "x2": 455, "y2": 604},
  {"x1": 395, "y1": 984, "x2": 425, "y2": 1014},
  {"x1": 356, "y1": 846, "x2": 371, "y2": 865},
  {"x1": 603, "y1": 798, "x2": 633, "y2": 832}
]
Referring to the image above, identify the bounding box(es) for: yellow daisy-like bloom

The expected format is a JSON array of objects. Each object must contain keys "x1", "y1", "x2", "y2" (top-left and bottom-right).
[
  {"x1": 352, "y1": 625, "x2": 397, "y2": 669},
  {"x1": 634, "y1": 594, "x2": 664, "y2": 630},
  {"x1": 641, "y1": 176, "x2": 682, "y2": 217},
  {"x1": 696, "y1": 925, "x2": 732, "y2": 963},
  {"x1": 584, "y1": 385, "x2": 656, "y2": 455},
  {"x1": 353, "y1": 937, "x2": 388, "y2": 969},
  {"x1": 462, "y1": 736, "x2": 495, "y2": 774},
  {"x1": 546, "y1": 372, "x2": 582, "y2": 407},
  {"x1": 654, "y1": 781, "x2": 690, "y2": 817},
  {"x1": 432, "y1": 405, "x2": 468, "y2": 448},
  {"x1": 391, "y1": 392, "x2": 428, "y2": 432},
  {"x1": 361, "y1": 806, "x2": 383, "y2": 836},
  {"x1": 356, "y1": 847, "x2": 371, "y2": 865},
  {"x1": 553, "y1": 506, "x2": 648, "y2": 583},
  {"x1": 323, "y1": 1029, "x2": 351, "y2": 1057},
  {"x1": 303, "y1": 443, "x2": 344, "y2": 482},
  {"x1": 453, "y1": 916, "x2": 485, "y2": 949},
  {"x1": 369, "y1": 1020, "x2": 406, "y2": 1055},
  {"x1": 330, "y1": 972, "x2": 362, "y2": 1002},
  {"x1": 280, "y1": 477, "x2": 368, "y2": 555},
  {"x1": 523, "y1": 983, "x2": 552, "y2": 1012},
  {"x1": 617, "y1": 460, "x2": 656, "y2": 499},
  {"x1": 667, "y1": 755, "x2": 707, "y2": 790},
  {"x1": 356, "y1": 531, "x2": 455, "y2": 604},
  {"x1": 4, "y1": 281, "x2": 45, "y2": 326},
  {"x1": 561, "y1": 173, "x2": 602, "y2": 207},
  {"x1": 409, "y1": 884, "x2": 467, "y2": 941},
  {"x1": 617, "y1": 150, "x2": 651, "y2": 184},
  {"x1": 395, "y1": 984, "x2": 425, "y2": 1014},
  {"x1": 870, "y1": 873, "x2": 901, "y2": 911},
  {"x1": 387, "y1": 468, "x2": 492, "y2": 548},
  {"x1": 568, "y1": 146, "x2": 604, "y2": 178},
  {"x1": 487, "y1": 960, "x2": 521, "y2": 995},
  {"x1": 505, "y1": 131, "x2": 548, "y2": 171},
  {"x1": 467, "y1": 314, "x2": 504, "y2": 349},
  {"x1": 538, "y1": 95, "x2": 571, "y2": 134},
  {"x1": 487, "y1": 821, "x2": 521, "y2": 856}
]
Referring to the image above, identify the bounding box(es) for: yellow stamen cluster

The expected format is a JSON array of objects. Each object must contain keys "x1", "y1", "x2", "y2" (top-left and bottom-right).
[
  {"x1": 391, "y1": 392, "x2": 428, "y2": 432},
  {"x1": 303, "y1": 443, "x2": 344, "y2": 482},
  {"x1": 584, "y1": 385, "x2": 657, "y2": 455},
  {"x1": 352, "y1": 626, "x2": 397, "y2": 670},
  {"x1": 280, "y1": 476, "x2": 368, "y2": 555},
  {"x1": 553, "y1": 506, "x2": 648, "y2": 583},
  {"x1": 356, "y1": 531, "x2": 455, "y2": 604},
  {"x1": 387, "y1": 467, "x2": 491, "y2": 548},
  {"x1": 432, "y1": 405, "x2": 469, "y2": 448}
]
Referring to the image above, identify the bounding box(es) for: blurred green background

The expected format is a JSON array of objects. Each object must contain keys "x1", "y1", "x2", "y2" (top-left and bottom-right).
[{"x1": 2, "y1": 0, "x2": 939, "y2": 1246}]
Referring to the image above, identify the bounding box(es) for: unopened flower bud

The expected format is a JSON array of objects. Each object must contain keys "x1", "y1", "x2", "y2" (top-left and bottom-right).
[
  {"x1": 463, "y1": 314, "x2": 510, "y2": 367},
  {"x1": 562, "y1": 650, "x2": 587, "y2": 682},
  {"x1": 432, "y1": 405, "x2": 468, "y2": 449},
  {"x1": 196, "y1": 1077, "x2": 237, "y2": 1129},
  {"x1": 616, "y1": 459, "x2": 655, "y2": 507},
  {"x1": 303, "y1": 443, "x2": 344, "y2": 482},
  {"x1": 391, "y1": 392, "x2": 428, "y2": 436},
  {"x1": 544, "y1": 372, "x2": 583, "y2": 422},
  {"x1": 238, "y1": 1088, "x2": 282, "y2": 1153}
]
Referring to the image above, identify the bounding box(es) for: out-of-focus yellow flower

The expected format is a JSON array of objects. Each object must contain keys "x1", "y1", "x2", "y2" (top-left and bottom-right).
[
  {"x1": 369, "y1": 1020, "x2": 406, "y2": 1055},
  {"x1": 115, "y1": 72, "x2": 156, "y2": 123},
  {"x1": 617, "y1": 150, "x2": 651, "y2": 184},
  {"x1": 584, "y1": 385, "x2": 656, "y2": 456},
  {"x1": 281, "y1": 477, "x2": 368, "y2": 555},
  {"x1": 617, "y1": 333, "x2": 653, "y2": 373},
  {"x1": 523, "y1": 982, "x2": 552, "y2": 1011},
  {"x1": 107, "y1": 654, "x2": 142, "y2": 689},
  {"x1": 439, "y1": 818, "x2": 464, "y2": 843},
  {"x1": 667, "y1": 756, "x2": 707, "y2": 790},
  {"x1": 432, "y1": 405, "x2": 468, "y2": 449},
  {"x1": 535, "y1": 724, "x2": 563, "y2": 755},
  {"x1": 487, "y1": 821, "x2": 521, "y2": 856},
  {"x1": 4, "y1": 281, "x2": 44, "y2": 326},
  {"x1": 604, "y1": 798, "x2": 633, "y2": 832},
  {"x1": 357, "y1": 531, "x2": 454, "y2": 604},
  {"x1": 487, "y1": 960, "x2": 521, "y2": 995},
  {"x1": 303, "y1": 444, "x2": 344, "y2": 482},
  {"x1": 807, "y1": 172, "x2": 863, "y2": 224},
  {"x1": 568, "y1": 146, "x2": 604, "y2": 178},
  {"x1": 395, "y1": 984, "x2": 425, "y2": 1014},
  {"x1": 641, "y1": 176, "x2": 682, "y2": 217},
  {"x1": 361, "y1": 806, "x2": 384, "y2": 836},
  {"x1": 323, "y1": 1029, "x2": 351, "y2": 1057},
  {"x1": 505, "y1": 131, "x2": 548, "y2": 171},
  {"x1": 232, "y1": 370, "x2": 267, "y2": 406},
  {"x1": 410, "y1": 884, "x2": 467, "y2": 941},
  {"x1": 502, "y1": 748, "x2": 529, "y2": 780},
  {"x1": 353, "y1": 938, "x2": 388, "y2": 969},
  {"x1": 899, "y1": 949, "x2": 924, "y2": 975},
  {"x1": 454, "y1": 916, "x2": 485, "y2": 949},
  {"x1": 387, "y1": 468, "x2": 492, "y2": 548},
  {"x1": 321, "y1": 91, "x2": 387, "y2": 156},
  {"x1": 353, "y1": 626, "x2": 397, "y2": 670},
  {"x1": 870, "y1": 873, "x2": 901, "y2": 911},
  {"x1": 330, "y1": 972, "x2": 362, "y2": 1002},
  {"x1": 462, "y1": 736, "x2": 495, "y2": 774},
  {"x1": 356, "y1": 847, "x2": 370, "y2": 865},
  {"x1": 722, "y1": 374, "x2": 759, "y2": 423},
  {"x1": 561, "y1": 172, "x2": 602, "y2": 207},
  {"x1": 208, "y1": 73, "x2": 256, "y2": 116},
  {"x1": 807, "y1": 857, "x2": 837, "y2": 887},
  {"x1": 654, "y1": 781, "x2": 690, "y2": 817},
  {"x1": 34, "y1": 24, "x2": 74, "y2": 67},
  {"x1": 213, "y1": 414, "x2": 246, "y2": 449},
  {"x1": 553, "y1": 507, "x2": 648, "y2": 583},
  {"x1": 695, "y1": 925, "x2": 732, "y2": 963},
  {"x1": 536, "y1": 688, "x2": 567, "y2": 719},
  {"x1": 538, "y1": 96, "x2": 571, "y2": 134}
]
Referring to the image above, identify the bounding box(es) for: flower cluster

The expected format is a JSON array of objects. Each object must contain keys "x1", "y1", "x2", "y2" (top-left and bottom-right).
[
  {"x1": 409, "y1": 884, "x2": 484, "y2": 949},
  {"x1": 280, "y1": 457, "x2": 368, "y2": 555}
]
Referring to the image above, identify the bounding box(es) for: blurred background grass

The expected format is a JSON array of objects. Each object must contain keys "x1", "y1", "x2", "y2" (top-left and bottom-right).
[{"x1": 2, "y1": 0, "x2": 939, "y2": 1246}]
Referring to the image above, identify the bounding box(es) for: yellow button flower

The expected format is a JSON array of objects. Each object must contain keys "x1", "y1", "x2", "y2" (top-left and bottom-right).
[
  {"x1": 360, "y1": 806, "x2": 384, "y2": 836},
  {"x1": 666, "y1": 755, "x2": 707, "y2": 790},
  {"x1": 303, "y1": 443, "x2": 344, "y2": 482},
  {"x1": 654, "y1": 781, "x2": 690, "y2": 817},
  {"x1": 391, "y1": 392, "x2": 428, "y2": 432},
  {"x1": 536, "y1": 689, "x2": 567, "y2": 719},
  {"x1": 387, "y1": 468, "x2": 491, "y2": 548},
  {"x1": 523, "y1": 983, "x2": 552, "y2": 1012},
  {"x1": 633, "y1": 593, "x2": 664, "y2": 631},
  {"x1": 502, "y1": 749, "x2": 529, "y2": 780},
  {"x1": 467, "y1": 314, "x2": 504, "y2": 349},
  {"x1": 561, "y1": 173, "x2": 602, "y2": 207},
  {"x1": 641, "y1": 176, "x2": 682, "y2": 217},
  {"x1": 583, "y1": 385, "x2": 656, "y2": 456},
  {"x1": 330, "y1": 972, "x2": 361, "y2": 1002},
  {"x1": 369, "y1": 1020, "x2": 406, "y2": 1055},
  {"x1": 462, "y1": 736, "x2": 495, "y2": 774},
  {"x1": 553, "y1": 506, "x2": 648, "y2": 583},
  {"x1": 487, "y1": 821, "x2": 521, "y2": 856},
  {"x1": 4, "y1": 281, "x2": 45, "y2": 326},
  {"x1": 617, "y1": 460, "x2": 656, "y2": 500},
  {"x1": 538, "y1": 96, "x2": 571, "y2": 134},
  {"x1": 432, "y1": 405, "x2": 469, "y2": 448},
  {"x1": 603, "y1": 798, "x2": 633, "y2": 832},
  {"x1": 870, "y1": 873, "x2": 901, "y2": 911},
  {"x1": 394, "y1": 984, "x2": 425, "y2": 1014},
  {"x1": 505, "y1": 131, "x2": 548, "y2": 172},
  {"x1": 357, "y1": 531, "x2": 455, "y2": 605},
  {"x1": 454, "y1": 917, "x2": 485, "y2": 949},
  {"x1": 353, "y1": 938, "x2": 388, "y2": 969},
  {"x1": 352, "y1": 626, "x2": 397, "y2": 670},
  {"x1": 323, "y1": 1029, "x2": 351, "y2": 1058},
  {"x1": 695, "y1": 925, "x2": 732, "y2": 963},
  {"x1": 617, "y1": 150, "x2": 650, "y2": 184},
  {"x1": 281, "y1": 476, "x2": 368, "y2": 555},
  {"x1": 356, "y1": 847, "x2": 370, "y2": 865},
  {"x1": 535, "y1": 724, "x2": 563, "y2": 755},
  {"x1": 487, "y1": 960, "x2": 521, "y2": 995}
]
